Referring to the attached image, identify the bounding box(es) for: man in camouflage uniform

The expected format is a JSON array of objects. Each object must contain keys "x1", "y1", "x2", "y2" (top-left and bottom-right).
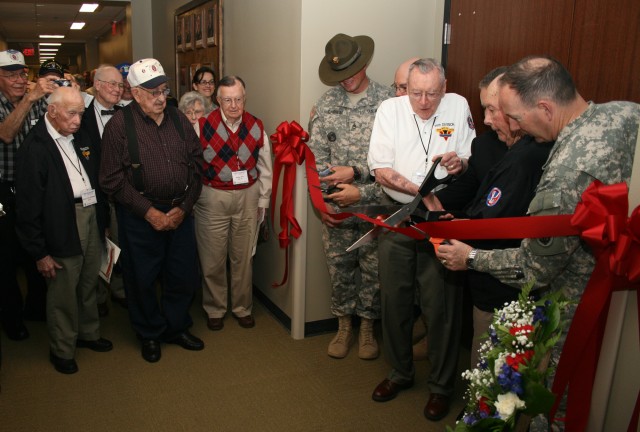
[
  {"x1": 308, "y1": 33, "x2": 392, "y2": 360},
  {"x1": 436, "y1": 55, "x2": 640, "y2": 431}
]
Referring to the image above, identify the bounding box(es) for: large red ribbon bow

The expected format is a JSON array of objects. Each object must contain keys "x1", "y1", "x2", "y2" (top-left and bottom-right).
[
  {"x1": 550, "y1": 180, "x2": 640, "y2": 431},
  {"x1": 269, "y1": 121, "x2": 309, "y2": 287}
]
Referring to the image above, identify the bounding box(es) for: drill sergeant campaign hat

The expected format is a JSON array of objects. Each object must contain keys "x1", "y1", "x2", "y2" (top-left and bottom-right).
[{"x1": 318, "y1": 33, "x2": 374, "y2": 86}]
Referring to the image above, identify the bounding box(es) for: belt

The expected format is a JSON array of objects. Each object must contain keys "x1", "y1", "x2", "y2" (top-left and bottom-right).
[{"x1": 151, "y1": 197, "x2": 184, "y2": 206}]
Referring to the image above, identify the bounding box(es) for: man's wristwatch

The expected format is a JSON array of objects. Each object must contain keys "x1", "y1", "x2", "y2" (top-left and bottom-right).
[
  {"x1": 466, "y1": 248, "x2": 478, "y2": 270},
  {"x1": 352, "y1": 166, "x2": 361, "y2": 181}
]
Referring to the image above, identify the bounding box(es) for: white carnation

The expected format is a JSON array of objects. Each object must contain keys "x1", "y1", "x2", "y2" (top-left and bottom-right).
[{"x1": 495, "y1": 392, "x2": 526, "y2": 419}]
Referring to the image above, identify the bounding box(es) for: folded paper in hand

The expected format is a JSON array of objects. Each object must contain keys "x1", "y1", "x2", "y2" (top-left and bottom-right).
[{"x1": 99, "y1": 238, "x2": 121, "y2": 283}]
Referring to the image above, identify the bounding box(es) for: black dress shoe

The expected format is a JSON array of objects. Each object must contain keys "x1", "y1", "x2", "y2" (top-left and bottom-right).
[
  {"x1": 77, "y1": 337, "x2": 113, "y2": 352},
  {"x1": 141, "y1": 340, "x2": 161, "y2": 363},
  {"x1": 111, "y1": 295, "x2": 128, "y2": 309},
  {"x1": 234, "y1": 315, "x2": 255, "y2": 328},
  {"x1": 49, "y1": 351, "x2": 78, "y2": 374},
  {"x1": 207, "y1": 317, "x2": 224, "y2": 331},
  {"x1": 372, "y1": 378, "x2": 414, "y2": 402},
  {"x1": 424, "y1": 393, "x2": 450, "y2": 421},
  {"x1": 98, "y1": 302, "x2": 109, "y2": 317},
  {"x1": 166, "y1": 331, "x2": 204, "y2": 351},
  {"x1": 3, "y1": 320, "x2": 30, "y2": 341}
]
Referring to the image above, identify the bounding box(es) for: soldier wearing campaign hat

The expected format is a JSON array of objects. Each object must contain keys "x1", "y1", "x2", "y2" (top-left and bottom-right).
[
  {"x1": 0, "y1": 50, "x2": 57, "y2": 340},
  {"x1": 308, "y1": 34, "x2": 392, "y2": 361}
]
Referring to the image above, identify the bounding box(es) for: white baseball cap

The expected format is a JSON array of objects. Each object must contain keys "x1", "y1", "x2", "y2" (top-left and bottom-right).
[
  {"x1": 127, "y1": 58, "x2": 168, "y2": 89},
  {"x1": 0, "y1": 49, "x2": 26, "y2": 71}
]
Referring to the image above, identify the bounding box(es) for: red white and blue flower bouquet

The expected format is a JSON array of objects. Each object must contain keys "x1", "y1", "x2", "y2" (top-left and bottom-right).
[{"x1": 449, "y1": 285, "x2": 570, "y2": 432}]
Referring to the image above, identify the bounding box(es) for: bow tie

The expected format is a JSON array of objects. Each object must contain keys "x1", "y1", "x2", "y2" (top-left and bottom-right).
[{"x1": 101, "y1": 109, "x2": 115, "y2": 116}]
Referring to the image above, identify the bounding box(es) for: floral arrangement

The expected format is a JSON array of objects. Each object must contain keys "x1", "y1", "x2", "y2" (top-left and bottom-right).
[{"x1": 448, "y1": 284, "x2": 570, "y2": 431}]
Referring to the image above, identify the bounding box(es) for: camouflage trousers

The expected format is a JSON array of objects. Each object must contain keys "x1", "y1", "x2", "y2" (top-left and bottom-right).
[{"x1": 321, "y1": 217, "x2": 380, "y2": 319}]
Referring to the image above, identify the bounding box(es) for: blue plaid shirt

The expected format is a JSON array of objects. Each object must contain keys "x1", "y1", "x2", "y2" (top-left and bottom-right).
[{"x1": 0, "y1": 91, "x2": 48, "y2": 182}]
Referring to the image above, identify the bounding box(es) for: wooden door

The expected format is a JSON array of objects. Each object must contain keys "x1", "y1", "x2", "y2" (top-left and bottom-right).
[{"x1": 445, "y1": 0, "x2": 640, "y2": 133}]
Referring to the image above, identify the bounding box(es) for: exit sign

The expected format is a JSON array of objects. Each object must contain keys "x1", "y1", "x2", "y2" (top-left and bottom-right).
[{"x1": 23, "y1": 48, "x2": 35, "y2": 56}]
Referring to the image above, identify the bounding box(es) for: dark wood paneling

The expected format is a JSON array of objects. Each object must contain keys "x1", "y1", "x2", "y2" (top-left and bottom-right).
[
  {"x1": 569, "y1": 0, "x2": 640, "y2": 103},
  {"x1": 445, "y1": 0, "x2": 575, "y2": 133}
]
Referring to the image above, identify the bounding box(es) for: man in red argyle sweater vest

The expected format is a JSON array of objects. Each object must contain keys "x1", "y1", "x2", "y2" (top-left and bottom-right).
[{"x1": 195, "y1": 75, "x2": 273, "y2": 331}]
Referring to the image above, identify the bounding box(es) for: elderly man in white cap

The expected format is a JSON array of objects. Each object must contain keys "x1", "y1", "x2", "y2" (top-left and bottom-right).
[
  {"x1": 100, "y1": 58, "x2": 205, "y2": 363},
  {"x1": 307, "y1": 33, "x2": 392, "y2": 361},
  {"x1": 0, "y1": 49, "x2": 55, "y2": 340}
]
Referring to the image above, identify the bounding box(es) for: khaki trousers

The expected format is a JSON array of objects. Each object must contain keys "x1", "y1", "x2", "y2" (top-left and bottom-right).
[
  {"x1": 46, "y1": 204, "x2": 101, "y2": 359},
  {"x1": 195, "y1": 183, "x2": 259, "y2": 318}
]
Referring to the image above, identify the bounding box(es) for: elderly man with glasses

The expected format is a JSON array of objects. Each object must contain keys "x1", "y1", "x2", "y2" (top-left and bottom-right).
[
  {"x1": 0, "y1": 50, "x2": 55, "y2": 341},
  {"x1": 194, "y1": 75, "x2": 272, "y2": 332},
  {"x1": 367, "y1": 58, "x2": 475, "y2": 421},
  {"x1": 81, "y1": 64, "x2": 127, "y2": 317},
  {"x1": 100, "y1": 58, "x2": 205, "y2": 364}
]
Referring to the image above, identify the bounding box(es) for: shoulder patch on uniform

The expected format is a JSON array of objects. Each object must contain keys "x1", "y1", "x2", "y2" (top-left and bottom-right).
[
  {"x1": 486, "y1": 187, "x2": 502, "y2": 207},
  {"x1": 467, "y1": 115, "x2": 475, "y2": 130}
]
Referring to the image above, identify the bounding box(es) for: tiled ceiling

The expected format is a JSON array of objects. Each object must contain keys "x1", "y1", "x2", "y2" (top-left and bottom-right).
[{"x1": 0, "y1": 0, "x2": 127, "y2": 68}]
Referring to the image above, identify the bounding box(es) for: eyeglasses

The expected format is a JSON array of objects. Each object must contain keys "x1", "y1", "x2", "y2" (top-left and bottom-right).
[
  {"x1": 185, "y1": 109, "x2": 205, "y2": 117},
  {"x1": 197, "y1": 80, "x2": 215, "y2": 86},
  {"x1": 138, "y1": 87, "x2": 171, "y2": 98},
  {"x1": 391, "y1": 83, "x2": 407, "y2": 92},
  {"x1": 219, "y1": 97, "x2": 244, "y2": 106},
  {"x1": 408, "y1": 90, "x2": 443, "y2": 101},
  {"x1": 1, "y1": 72, "x2": 28, "y2": 82},
  {"x1": 97, "y1": 79, "x2": 124, "y2": 90}
]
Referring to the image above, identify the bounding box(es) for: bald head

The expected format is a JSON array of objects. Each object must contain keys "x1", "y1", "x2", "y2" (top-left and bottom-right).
[
  {"x1": 47, "y1": 87, "x2": 85, "y2": 137},
  {"x1": 394, "y1": 57, "x2": 420, "y2": 96}
]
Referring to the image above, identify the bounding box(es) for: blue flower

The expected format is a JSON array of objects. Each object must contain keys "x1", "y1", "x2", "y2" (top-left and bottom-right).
[{"x1": 497, "y1": 363, "x2": 524, "y2": 396}]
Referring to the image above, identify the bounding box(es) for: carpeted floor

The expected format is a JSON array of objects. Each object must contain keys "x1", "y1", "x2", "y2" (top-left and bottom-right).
[{"x1": 0, "y1": 298, "x2": 469, "y2": 432}]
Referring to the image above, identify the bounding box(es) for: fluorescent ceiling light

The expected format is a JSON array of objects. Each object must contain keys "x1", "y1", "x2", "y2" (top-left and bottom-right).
[
  {"x1": 39, "y1": 43, "x2": 62, "y2": 46},
  {"x1": 80, "y1": 3, "x2": 99, "y2": 13},
  {"x1": 39, "y1": 49, "x2": 58, "y2": 52},
  {"x1": 39, "y1": 35, "x2": 65, "y2": 39},
  {"x1": 70, "y1": 22, "x2": 85, "y2": 30}
]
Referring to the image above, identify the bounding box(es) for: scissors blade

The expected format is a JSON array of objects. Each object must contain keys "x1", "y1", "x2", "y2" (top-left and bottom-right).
[
  {"x1": 345, "y1": 156, "x2": 443, "y2": 252},
  {"x1": 345, "y1": 226, "x2": 380, "y2": 252}
]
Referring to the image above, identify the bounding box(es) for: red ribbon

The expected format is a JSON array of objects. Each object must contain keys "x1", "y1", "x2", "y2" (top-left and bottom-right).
[
  {"x1": 549, "y1": 181, "x2": 640, "y2": 431},
  {"x1": 269, "y1": 121, "x2": 308, "y2": 287}
]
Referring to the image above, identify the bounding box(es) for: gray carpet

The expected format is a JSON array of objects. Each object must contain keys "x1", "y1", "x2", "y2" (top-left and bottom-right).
[{"x1": 0, "y1": 299, "x2": 468, "y2": 432}]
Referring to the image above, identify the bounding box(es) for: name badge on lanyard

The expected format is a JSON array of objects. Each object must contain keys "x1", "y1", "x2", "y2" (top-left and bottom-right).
[{"x1": 81, "y1": 188, "x2": 98, "y2": 207}]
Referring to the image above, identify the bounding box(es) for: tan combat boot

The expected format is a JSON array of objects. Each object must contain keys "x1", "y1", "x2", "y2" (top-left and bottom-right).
[
  {"x1": 358, "y1": 318, "x2": 379, "y2": 360},
  {"x1": 328, "y1": 315, "x2": 353, "y2": 359}
]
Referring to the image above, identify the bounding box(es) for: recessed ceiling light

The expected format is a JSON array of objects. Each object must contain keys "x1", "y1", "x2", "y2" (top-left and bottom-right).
[
  {"x1": 39, "y1": 43, "x2": 62, "y2": 46},
  {"x1": 39, "y1": 48, "x2": 59, "y2": 52},
  {"x1": 70, "y1": 22, "x2": 86, "y2": 30},
  {"x1": 39, "y1": 35, "x2": 65, "y2": 39},
  {"x1": 80, "y1": 3, "x2": 99, "y2": 13}
]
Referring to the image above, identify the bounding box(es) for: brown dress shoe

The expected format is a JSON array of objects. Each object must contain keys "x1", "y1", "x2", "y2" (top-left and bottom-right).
[
  {"x1": 207, "y1": 317, "x2": 224, "y2": 331},
  {"x1": 235, "y1": 315, "x2": 255, "y2": 328},
  {"x1": 371, "y1": 378, "x2": 414, "y2": 402},
  {"x1": 424, "y1": 393, "x2": 450, "y2": 421}
]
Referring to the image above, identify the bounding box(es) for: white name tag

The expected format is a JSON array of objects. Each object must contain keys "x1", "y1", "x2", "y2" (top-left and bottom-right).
[
  {"x1": 81, "y1": 188, "x2": 97, "y2": 207},
  {"x1": 232, "y1": 170, "x2": 249, "y2": 185}
]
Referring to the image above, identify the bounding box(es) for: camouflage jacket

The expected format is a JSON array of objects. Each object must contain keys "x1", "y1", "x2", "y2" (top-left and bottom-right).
[
  {"x1": 474, "y1": 101, "x2": 640, "y2": 300},
  {"x1": 308, "y1": 79, "x2": 393, "y2": 204}
]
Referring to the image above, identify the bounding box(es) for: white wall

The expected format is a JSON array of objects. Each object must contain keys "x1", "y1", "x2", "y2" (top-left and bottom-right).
[{"x1": 222, "y1": 0, "x2": 444, "y2": 337}]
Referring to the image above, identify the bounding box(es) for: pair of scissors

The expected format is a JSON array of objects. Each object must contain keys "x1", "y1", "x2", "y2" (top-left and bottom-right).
[{"x1": 345, "y1": 157, "x2": 443, "y2": 251}]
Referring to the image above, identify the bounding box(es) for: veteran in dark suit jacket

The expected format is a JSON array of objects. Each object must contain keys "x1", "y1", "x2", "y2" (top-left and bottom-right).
[
  {"x1": 81, "y1": 64, "x2": 127, "y2": 314},
  {"x1": 15, "y1": 87, "x2": 112, "y2": 375}
]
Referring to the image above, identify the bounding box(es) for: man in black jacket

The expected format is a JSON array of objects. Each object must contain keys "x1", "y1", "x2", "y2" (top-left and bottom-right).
[
  {"x1": 429, "y1": 68, "x2": 552, "y2": 367},
  {"x1": 16, "y1": 87, "x2": 112, "y2": 374},
  {"x1": 81, "y1": 64, "x2": 126, "y2": 315}
]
